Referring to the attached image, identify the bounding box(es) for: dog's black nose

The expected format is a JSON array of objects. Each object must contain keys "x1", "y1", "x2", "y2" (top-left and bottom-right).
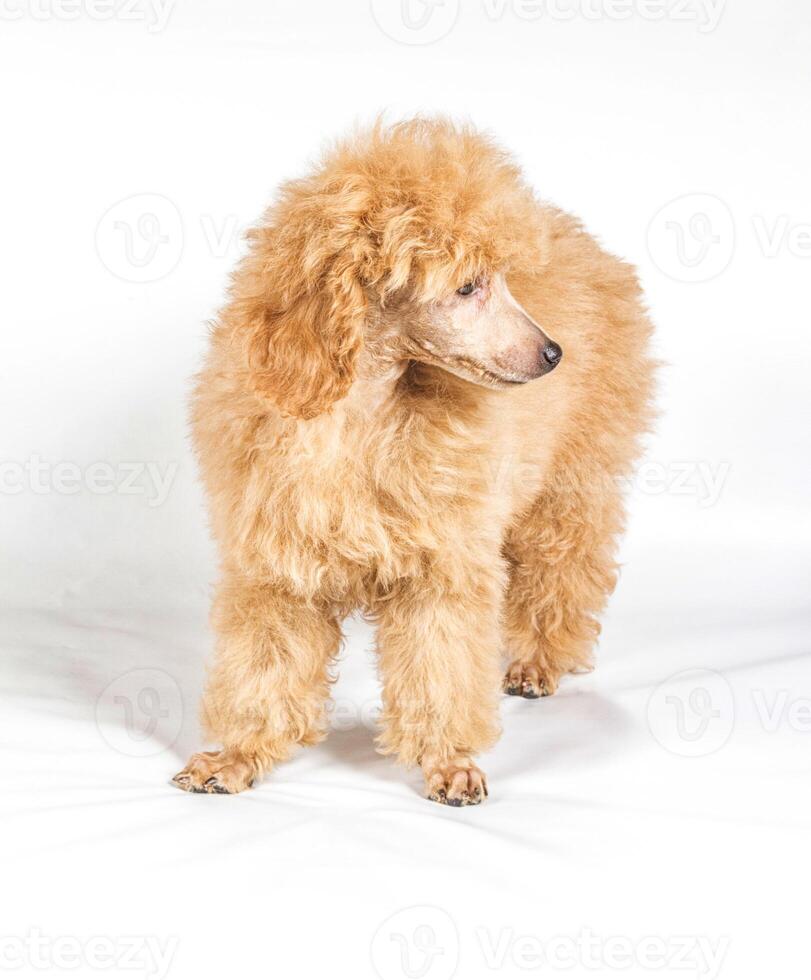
[{"x1": 543, "y1": 342, "x2": 562, "y2": 368}]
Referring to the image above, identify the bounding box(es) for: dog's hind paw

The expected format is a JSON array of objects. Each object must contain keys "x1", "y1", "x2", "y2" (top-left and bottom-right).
[
  {"x1": 172, "y1": 749, "x2": 257, "y2": 795},
  {"x1": 422, "y1": 756, "x2": 488, "y2": 807},
  {"x1": 502, "y1": 661, "x2": 559, "y2": 699}
]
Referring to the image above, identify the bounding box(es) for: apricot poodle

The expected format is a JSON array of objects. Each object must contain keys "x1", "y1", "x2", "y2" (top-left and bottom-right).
[{"x1": 173, "y1": 118, "x2": 655, "y2": 805}]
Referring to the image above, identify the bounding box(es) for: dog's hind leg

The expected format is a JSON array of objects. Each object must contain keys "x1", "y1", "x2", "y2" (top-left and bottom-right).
[
  {"x1": 374, "y1": 558, "x2": 506, "y2": 805},
  {"x1": 172, "y1": 573, "x2": 340, "y2": 794},
  {"x1": 502, "y1": 460, "x2": 626, "y2": 699}
]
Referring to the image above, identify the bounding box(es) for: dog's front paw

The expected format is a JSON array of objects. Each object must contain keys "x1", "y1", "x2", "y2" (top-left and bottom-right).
[
  {"x1": 503, "y1": 660, "x2": 559, "y2": 699},
  {"x1": 422, "y1": 755, "x2": 488, "y2": 807},
  {"x1": 172, "y1": 749, "x2": 257, "y2": 794}
]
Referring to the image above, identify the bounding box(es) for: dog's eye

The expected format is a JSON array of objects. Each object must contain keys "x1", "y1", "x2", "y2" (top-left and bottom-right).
[{"x1": 457, "y1": 281, "x2": 477, "y2": 296}]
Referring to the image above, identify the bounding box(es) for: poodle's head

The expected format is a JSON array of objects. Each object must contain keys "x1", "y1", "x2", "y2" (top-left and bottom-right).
[{"x1": 231, "y1": 118, "x2": 561, "y2": 419}]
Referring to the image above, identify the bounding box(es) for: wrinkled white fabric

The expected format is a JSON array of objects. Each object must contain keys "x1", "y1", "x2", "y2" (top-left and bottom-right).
[{"x1": 3, "y1": 530, "x2": 809, "y2": 979}]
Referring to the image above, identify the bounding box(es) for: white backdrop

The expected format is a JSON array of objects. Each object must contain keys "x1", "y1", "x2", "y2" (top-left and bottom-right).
[{"x1": 1, "y1": 2, "x2": 810, "y2": 979}]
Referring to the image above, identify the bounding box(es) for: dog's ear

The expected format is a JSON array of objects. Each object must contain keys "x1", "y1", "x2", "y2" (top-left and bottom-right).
[{"x1": 229, "y1": 203, "x2": 369, "y2": 421}]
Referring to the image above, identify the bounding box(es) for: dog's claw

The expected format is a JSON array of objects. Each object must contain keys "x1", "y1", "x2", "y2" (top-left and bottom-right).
[
  {"x1": 424, "y1": 759, "x2": 488, "y2": 807},
  {"x1": 204, "y1": 776, "x2": 231, "y2": 794},
  {"x1": 172, "y1": 750, "x2": 257, "y2": 794},
  {"x1": 503, "y1": 661, "x2": 558, "y2": 699}
]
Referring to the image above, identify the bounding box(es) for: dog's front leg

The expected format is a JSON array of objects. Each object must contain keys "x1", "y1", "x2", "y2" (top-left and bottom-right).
[
  {"x1": 375, "y1": 560, "x2": 506, "y2": 806},
  {"x1": 173, "y1": 573, "x2": 340, "y2": 794}
]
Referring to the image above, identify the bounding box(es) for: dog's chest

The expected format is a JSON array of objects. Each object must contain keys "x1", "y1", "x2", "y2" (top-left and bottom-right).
[{"x1": 259, "y1": 400, "x2": 506, "y2": 597}]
